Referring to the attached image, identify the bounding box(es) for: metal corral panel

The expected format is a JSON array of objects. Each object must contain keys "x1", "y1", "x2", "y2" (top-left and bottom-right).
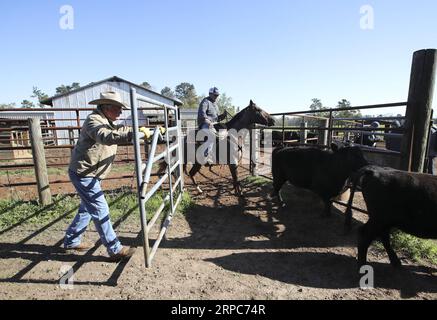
[{"x1": 51, "y1": 79, "x2": 177, "y2": 144}]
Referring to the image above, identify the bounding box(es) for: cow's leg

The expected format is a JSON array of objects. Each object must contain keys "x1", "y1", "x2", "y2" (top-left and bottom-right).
[
  {"x1": 344, "y1": 187, "x2": 356, "y2": 233},
  {"x1": 189, "y1": 163, "x2": 203, "y2": 193},
  {"x1": 357, "y1": 221, "x2": 379, "y2": 267},
  {"x1": 229, "y1": 164, "x2": 242, "y2": 196},
  {"x1": 381, "y1": 229, "x2": 402, "y2": 267},
  {"x1": 344, "y1": 172, "x2": 359, "y2": 233}
]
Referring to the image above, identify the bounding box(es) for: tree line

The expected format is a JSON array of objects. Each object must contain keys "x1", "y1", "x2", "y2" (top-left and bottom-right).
[
  {"x1": 0, "y1": 81, "x2": 237, "y2": 116},
  {"x1": 309, "y1": 98, "x2": 362, "y2": 118},
  {"x1": 144, "y1": 81, "x2": 237, "y2": 115},
  {"x1": 0, "y1": 82, "x2": 395, "y2": 120}
]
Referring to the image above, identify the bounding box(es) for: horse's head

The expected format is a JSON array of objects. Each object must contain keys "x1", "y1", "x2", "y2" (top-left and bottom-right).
[{"x1": 245, "y1": 100, "x2": 275, "y2": 127}]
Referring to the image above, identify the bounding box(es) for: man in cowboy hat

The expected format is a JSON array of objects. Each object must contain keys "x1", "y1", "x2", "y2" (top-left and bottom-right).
[
  {"x1": 197, "y1": 87, "x2": 227, "y2": 163},
  {"x1": 64, "y1": 91, "x2": 151, "y2": 262}
]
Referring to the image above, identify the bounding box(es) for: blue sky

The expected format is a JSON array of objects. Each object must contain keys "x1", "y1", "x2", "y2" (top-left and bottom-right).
[{"x1": 0, "y1": 0, "x2": 436, "y2": 115}]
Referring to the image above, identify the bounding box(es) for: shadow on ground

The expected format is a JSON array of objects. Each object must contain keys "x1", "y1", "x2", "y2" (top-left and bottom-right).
[
  {"x1": 0, "y1": 191, "x2": 140, "y2": 287},
  {"x1": 163, "y1": 178, "x2": 359, "y2": 250},
  {"x1": 205, "y1": 251, "x2": 437, "y2": 297}
]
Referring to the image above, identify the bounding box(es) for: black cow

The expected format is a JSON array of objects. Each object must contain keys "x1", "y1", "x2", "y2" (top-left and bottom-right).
[
  {"x1": 345, "y1": 165, "x2": 437, "y2": 267},
  {"x1": 271, "y1": 143, "x2": 368, "y2": 216}
]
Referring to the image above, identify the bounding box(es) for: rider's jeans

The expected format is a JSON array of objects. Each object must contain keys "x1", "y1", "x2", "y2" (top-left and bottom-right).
[{"x1": 200, "y1": 123, "x2": 216, "y2": 163}]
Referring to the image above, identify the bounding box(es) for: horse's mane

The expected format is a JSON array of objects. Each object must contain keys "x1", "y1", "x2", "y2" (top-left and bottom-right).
[{"x1": 226, "y1": 106, "x2": 248, "y2": 128}]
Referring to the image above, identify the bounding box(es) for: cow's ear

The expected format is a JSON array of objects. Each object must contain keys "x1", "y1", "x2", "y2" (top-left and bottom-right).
[
  {"x1": 331, "y1": 143, "x2": 339, "y2": 152},
  {"x1": 250, "y1": 100, "x2": 254, "y2": 107}
]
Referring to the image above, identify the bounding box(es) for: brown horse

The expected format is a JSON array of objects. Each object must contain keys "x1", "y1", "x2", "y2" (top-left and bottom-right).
[{"x1": 185, "y1": 100, "x2": 275, "y2": 196}]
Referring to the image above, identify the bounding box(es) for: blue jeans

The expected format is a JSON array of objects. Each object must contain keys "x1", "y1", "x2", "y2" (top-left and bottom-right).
[
  {"x1": 200, "y1": 123, "x2": 216, "y2": 159},
  {"x1": 64, "y1": 170, "x2": 122, "y2": 256}
]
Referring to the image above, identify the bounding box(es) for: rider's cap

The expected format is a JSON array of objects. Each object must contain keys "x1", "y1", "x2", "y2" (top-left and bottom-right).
[{"x1": 209, "y1": 87, "x2": 220, "y2": 96}]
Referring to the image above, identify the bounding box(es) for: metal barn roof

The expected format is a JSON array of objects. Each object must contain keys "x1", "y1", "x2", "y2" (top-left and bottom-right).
[{"x1": 41, "y1": 76, "x2": 183, "y2": 107}]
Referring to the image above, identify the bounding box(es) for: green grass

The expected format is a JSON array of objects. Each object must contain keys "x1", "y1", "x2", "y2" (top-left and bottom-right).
[
  {"x1": 0, "y1": 194, "x2": 78, "y2": 229},
  {"x1": 373, "y1": 230, "x2": 437, "y2": 265},
  {"x1": 0, "y1": 164, "x2": 136, "y2": 177},
  {"x1": 0, "y1": 188, "x2": 192, "y2": 232},
  {"x1": 179, "y1": 190, "x2": 194, "y2": 215},
  {"x1": 0, "y1": 167, "x2": 67, "y2": 177},
  {"x1": 109, "y1": 164, "x2": 136, "y2": 174},
  {"x1": 243, "y1": 175, "x2": 271, "y2": 187}
]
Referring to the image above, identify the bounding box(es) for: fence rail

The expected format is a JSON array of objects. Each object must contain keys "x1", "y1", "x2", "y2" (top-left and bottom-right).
[{"x1": 130, "y1": 88, "x2": 184, "y2": 268}]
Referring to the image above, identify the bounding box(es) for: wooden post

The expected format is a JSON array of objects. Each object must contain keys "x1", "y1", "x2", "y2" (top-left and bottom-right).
[
  {"x1": 75, "y1": 109, "x2": 81, "y2": 135},
  {"x1": 68, "y1": 127, "x2": 75, "y2": 155},
  {"x1": 327, "y1": 111, "x2": 333, "y2": 147},
  {"x1": 400, "y1": 49, "x2": 437, "y2": 172},
  {"x1": 300, "y1": 122, "x2": 308, "y2": 144},
  {"x1": 28, "y1": 118, "x2": 52, "y2": 206},
  {"x1": 282, "y1": 115, "x2": 285, "y2": 145},
  {"x1": 249, "y1": 126, "x2": 254, "y2": 175},
  {"x1": 252, "y1": 127, "x2": 259, "y2": 176},
  {"x1": 319, "y1": 118, "x2": 329, "y2": 146}
]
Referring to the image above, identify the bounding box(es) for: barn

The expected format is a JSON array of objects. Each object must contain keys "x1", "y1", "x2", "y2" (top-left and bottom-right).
[{"x1": 40, "y1": 76, "x2": 183, "y2": 145}]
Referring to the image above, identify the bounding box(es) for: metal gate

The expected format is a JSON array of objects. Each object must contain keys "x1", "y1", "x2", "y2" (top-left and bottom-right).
[{"x1": 130, "y1": 88, "x2": 184, "y2": 268}]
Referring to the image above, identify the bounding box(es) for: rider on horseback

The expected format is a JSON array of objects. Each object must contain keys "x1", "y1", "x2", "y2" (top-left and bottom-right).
[{"x1": 197, "y1": 87, "x2": 228, "y2": 163}]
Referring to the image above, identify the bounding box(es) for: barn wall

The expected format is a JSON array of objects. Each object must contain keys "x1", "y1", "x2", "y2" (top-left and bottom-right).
[{"x1": 51, "y1": 80, "x2": 176, "y2": 145}]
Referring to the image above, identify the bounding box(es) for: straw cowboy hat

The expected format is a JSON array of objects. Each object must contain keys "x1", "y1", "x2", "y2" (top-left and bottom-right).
[{"x1": 89, "y1": 91, "x2": 130, "y2": 110}]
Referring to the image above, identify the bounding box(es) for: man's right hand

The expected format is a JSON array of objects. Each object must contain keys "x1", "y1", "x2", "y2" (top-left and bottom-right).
[{"x1": 139, "y1": 127, "x2": 152, "y2": 139}]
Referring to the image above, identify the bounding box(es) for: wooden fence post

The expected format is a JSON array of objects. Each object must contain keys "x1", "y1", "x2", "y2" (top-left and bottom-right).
[
  {"x1": 249, "y1": 126, "x2": 254, "y2": 175},
  {"x1": 300, "y1": 122, "x2": 308, "y2": 144},
  {"x1": 28, "y1": 118, "x2": 52, "y2": 206},
  {"x1": 252, "y1": 127, "x2": 259, "y2": 176},
  {"x1": 327, "y1": 111, "x2": 333, "y2": 147},
  {"x1": 319, "y1": 118, "x2": 329, "y2": 146},
  {"x1": 400, "y1": 49, "x2": 437, "y2": 172}
]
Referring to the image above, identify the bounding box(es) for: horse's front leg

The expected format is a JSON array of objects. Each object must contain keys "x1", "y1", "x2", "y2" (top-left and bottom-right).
[
  {"x1": 229, "y1": 164, "x2": 242, "y2": 196},
  {"x1": 189, "y1": 163, "x2": 203, "y2": 193}
]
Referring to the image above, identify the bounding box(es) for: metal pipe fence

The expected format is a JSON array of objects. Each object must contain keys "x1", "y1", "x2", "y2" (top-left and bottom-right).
[
  {"x1": 130, "y1": 88, "x2": 184, "y2": 268},
  {"x1": 250, "y1": 101, "x2": 409, "y2": 176}
]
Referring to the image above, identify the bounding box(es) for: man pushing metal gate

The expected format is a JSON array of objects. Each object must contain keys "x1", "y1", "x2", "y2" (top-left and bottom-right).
[{"x1": 130, "y1": 88, "x2": 184, "y2": 268}]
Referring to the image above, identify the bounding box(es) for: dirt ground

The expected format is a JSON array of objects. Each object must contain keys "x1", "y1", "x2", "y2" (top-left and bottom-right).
[{"x1": 0, "y1": 165, "x2": 436, "y2": 300}]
